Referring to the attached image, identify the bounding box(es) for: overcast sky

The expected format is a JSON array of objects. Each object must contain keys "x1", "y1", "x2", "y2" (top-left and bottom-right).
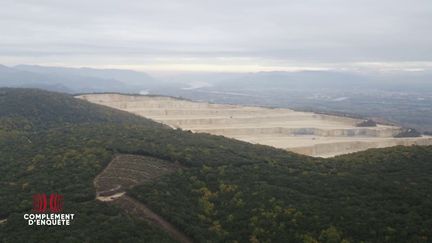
[{"x1": 1, "y1": 0, "x2": 431, "y2": 72}]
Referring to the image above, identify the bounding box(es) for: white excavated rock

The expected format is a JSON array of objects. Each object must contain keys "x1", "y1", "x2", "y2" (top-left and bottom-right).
[{"x1": 77, "y1": 93, "x2": 432, "y2": 157}]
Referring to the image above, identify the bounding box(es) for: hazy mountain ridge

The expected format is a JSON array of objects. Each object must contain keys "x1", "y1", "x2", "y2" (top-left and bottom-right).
[
  {"x1": 0, "y1": 65, "x2": 160, "y2": 93},
  {"x1": 14, "y1": 65, "x2": 156, "y2": 86}
]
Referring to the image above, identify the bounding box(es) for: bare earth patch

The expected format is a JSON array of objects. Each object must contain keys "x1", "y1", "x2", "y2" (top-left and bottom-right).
[
  {"x1": 94, "y1": 154, "x2": 192, "y2": 243},
  {"x1": 78, "y1": 94, "x2": 432, "y2": 157}
]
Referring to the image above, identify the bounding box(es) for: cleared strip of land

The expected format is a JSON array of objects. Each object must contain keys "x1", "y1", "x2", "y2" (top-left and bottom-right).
[
  {"x1": 94, "y1": 154, "x2": 192, "y2": 243},
  {"x1": 79, "y1": 94, "x2": 432, "y2": 157}
]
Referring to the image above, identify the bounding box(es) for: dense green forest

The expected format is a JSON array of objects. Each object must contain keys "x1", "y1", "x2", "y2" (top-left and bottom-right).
[
  {"x1": 0, "y1": 89, "x2": 174, "y2": 242},
  {"x1": 1, "y1": 88, "x2": 432, "y2": 242},
  {"x1": 131, "y1": 146, "x2": 432, "y2": 242}
]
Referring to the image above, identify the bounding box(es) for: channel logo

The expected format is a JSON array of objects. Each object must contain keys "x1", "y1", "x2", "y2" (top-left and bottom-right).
[
  {"x1": 33, "y1": 193, "x2": 64, "y2": 213},
  {"x1": 24, "y1": 193, "x2": 74, "y2": 226}
]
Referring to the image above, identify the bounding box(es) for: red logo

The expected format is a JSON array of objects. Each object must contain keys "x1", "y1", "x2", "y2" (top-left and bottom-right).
[{"x1": 33, "y1": 193, "x2": 64, "y2": 213}]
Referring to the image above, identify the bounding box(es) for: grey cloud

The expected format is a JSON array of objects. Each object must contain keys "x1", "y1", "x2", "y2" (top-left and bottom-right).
[{"x1": 0, "y1": 0, "x2": 431, "y2": 69}]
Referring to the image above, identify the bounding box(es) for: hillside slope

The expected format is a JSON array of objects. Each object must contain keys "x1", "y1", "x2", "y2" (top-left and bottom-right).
[
  {"x1": 1, "y1": 88, "x2": 431, "y2": 243},
  {"x1": 131, "y1": 146, "x2": 432, "y2": 242},
  {"x1": 0, "y1": 88, "x2": 306, "y2": 242}
]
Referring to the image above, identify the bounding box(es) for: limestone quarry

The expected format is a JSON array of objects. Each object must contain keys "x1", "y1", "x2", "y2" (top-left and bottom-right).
[{"x1": 77, "y1": 93, "x2": 432, "y2": 157}]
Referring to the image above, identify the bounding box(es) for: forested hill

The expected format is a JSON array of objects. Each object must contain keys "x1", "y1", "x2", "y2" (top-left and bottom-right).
[
  {"x1": 0, "y1": 88, "x2": 165, "y2": 131},
  {"x1": 0, "y1": 88, "x2": 307, "y2": 242},
  {"x1": 1, "y1": 88, "x2": 432, "y2": 242}
]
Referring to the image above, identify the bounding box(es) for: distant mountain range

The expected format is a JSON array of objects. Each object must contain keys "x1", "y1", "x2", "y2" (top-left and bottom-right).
[
  {"x1": 1, "y1": 64, "x2": 432, "y2": 94},
  {"x1": 0, "y1": 64, "x2": 158, "y2": 93}
]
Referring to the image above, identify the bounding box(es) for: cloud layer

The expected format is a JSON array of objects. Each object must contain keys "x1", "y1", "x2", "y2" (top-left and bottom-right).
[{"x1": 1, "y1": 0, "x2": 431, "y2": 72}]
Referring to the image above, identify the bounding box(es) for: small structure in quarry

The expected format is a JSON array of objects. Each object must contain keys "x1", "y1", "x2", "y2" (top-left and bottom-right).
[{"x1": 77, "y1": 93, "x2": 432, "y2": 157}]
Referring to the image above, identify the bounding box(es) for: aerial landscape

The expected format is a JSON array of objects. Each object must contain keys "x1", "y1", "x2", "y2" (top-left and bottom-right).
[{"x1": 1, "y1": 0, "x2": 432, "y2": 243}]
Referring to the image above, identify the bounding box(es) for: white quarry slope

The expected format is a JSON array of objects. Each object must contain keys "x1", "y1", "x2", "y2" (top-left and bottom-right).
[{"x1": 77, "y1": 93, "x2": 432, "y2": 157}]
